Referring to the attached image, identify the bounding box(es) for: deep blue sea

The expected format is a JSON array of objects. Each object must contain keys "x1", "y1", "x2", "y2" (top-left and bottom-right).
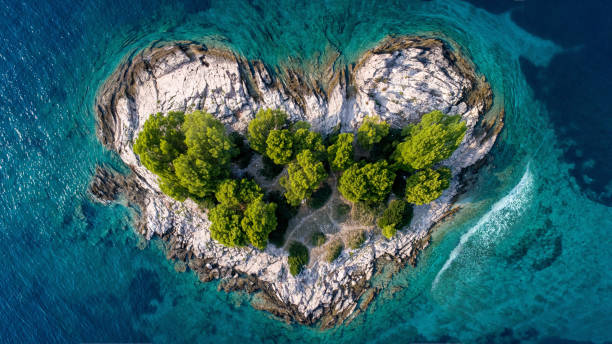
[{"x1": 0, "y1": 0, "x2": 611, "y2": 343}]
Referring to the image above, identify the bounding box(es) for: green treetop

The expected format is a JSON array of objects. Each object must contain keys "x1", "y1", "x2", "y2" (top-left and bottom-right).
[
  {"x1": 215, "y1": 178, "x2": 262, "y2": 207},
  {"x1": 338, "y1": 161, "x2": 395, "y2": 204},
  {"x1": 377, "y1": 199, "x2": 413, "y2": 238},
  {"x1": 280, "y1": 150, "x2": 328, "y2": 206},
  {"x1": 404, "y1": 167, "x2": 451, "y2": 205},
  {"x1": 241, "y1": 198, "x2": 277, "y2": 250},
  {"x1": 393, "y1": 110, "x2": 466, "y2": 170},
  {"x1": 247, "y1": 109, "x2": 288, "y2": 153},
  {"x1": 133, "y1": 111, "x2": 190, "y2": 200},
  {"x1": 209, "y1": 203, "x2": 246, "y2": 247},
  {"x1": 327, "y1": 133, "x2": 354, "y2": 171},
  {"x1": 209, "y1": 178, "x2": 277, "y2": 250},
  {"x1": 173, "y1": 111, "x2": 236, "y2": 199},
  {"x1": 265, "y1": 129, "x2": 294, "y2": 165},
  {"x1": 292, "y1": 128, "x2": 326, "y2": 160},
  {"x1": 133, "y1": 111, "x2": 186, "y2": 177},
  {"x1": 264, "y1": 125, "x2": 325, "y2": 165},
  {"x1": 357, "y1": 115, "x2": 390, "y2": 149}
]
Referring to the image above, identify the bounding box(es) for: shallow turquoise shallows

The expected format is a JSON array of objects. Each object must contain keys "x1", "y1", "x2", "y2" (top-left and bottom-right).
[{"x1": 0, "y1": 0, "x2": 610, "y2": 343}]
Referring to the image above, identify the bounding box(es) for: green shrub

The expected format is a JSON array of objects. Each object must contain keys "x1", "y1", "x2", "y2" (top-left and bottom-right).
[
  {"x1": 133, "y1": 111, "x2": 186, "y2": 178},
  {"x1": 293, "y1": 128, "x2": 326, "y2": 160},
  {"x1": 288, "y1": 242, "x2": 309, "y2": 276},
  {"x1": 338, "y1": 161, "x2": 395, "y2": 204},
  {"x1": 311, "y1": 232, "x2": 327, "y2": 247},
  {"x1": 133, "y1": 111, "x2": 189, "y2": 201},
  {"x1": 377, "y1": 199, "x2": 413, "y2": 236},
  {"x1": 325, "y1": 241, "x2": 344, "y2": 263},
  {"x1": 381, "y1": 225, "x2": 397, "y2": 239},
  {"x1": 357, "y1": 116, "x2": 390, "y2": 149},
  {"x1": 404, "y1": 167, "x2": 451, "y2": 205},
  {"x1": 209, "y1": 203, "x2": 246, "y2": 247},
  {"x1": 174, "y1": 111, "x2": 238, "y2": 199},
  {"x1": 347, "y1": 230, "x2": 365, "y2": 249},
  {"x1": 307, "y1": 182, "x2": 332, "y2": 209},
  {"x1": 393, "y1": 110, "x2": 466, "y2": 170},
  {"x1": 242, "y1": 198, "x2": 277, "y2": 250}
]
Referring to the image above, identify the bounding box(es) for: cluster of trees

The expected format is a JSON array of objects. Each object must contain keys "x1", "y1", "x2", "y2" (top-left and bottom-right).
[
  {"x1": 393, "y1": 110, "x2": 465, "y2": 206},
  {"x1": 336, "y1": 111, "x2": 466, "y2": 238},
  {"x1": 209, "y1": 179, "x2": 277, "y2": 250},
  {"x1": 338, "y1": 161, "x2": 395, "y2": 204},
  {"x1": 134, "y1": 110, "x2": 277, "y2": 250},
  {"x1": 134, "y1": 107, "x2": 466, "y2": 262},
  {"x1": 248, "y1": 110, "x2": 328, "y2": 206},
  {"x1": 133, "y1": 110, "x2": 236, "y2": 202}
]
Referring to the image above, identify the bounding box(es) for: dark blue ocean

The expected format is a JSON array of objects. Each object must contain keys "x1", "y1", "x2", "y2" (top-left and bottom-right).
[{"x1": 0, "y1": 0, "x2": 610, "y2": 342}]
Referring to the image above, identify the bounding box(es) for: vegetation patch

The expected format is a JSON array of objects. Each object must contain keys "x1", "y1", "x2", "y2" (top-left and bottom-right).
[
  {"x1": 338, "y1": 161, "x2": 395, "y2": 204},
  {"x1": 209, "y1": 179, "x2": 277, "y2": 250},
  {"x1": 327, "y1": 133, "x2": 354, "y2": 171},
  {"x1": 357, "y1": 115, "x2": 390, "y2": 149},
  {"x1": 325, "y1": 241, "x2": 344, "y2": 263},
  {"x1": 133, "y1": 107, "x2": 466, "y2": 256},
  {"x1": 346, "y1": 230, "x2": 366, "y2": 249},
  {"x1": 404, "y1": 168, "x2": 451, "y2": 205},
  {"x1": 311, "y1": 231, "x2": 327, "y2": 247},
  {"x1": 280, "y1": 150, "x2": 328, "y2": 206},
  {"x1": 377, "y1": 199, "x2": 413, "y2": 238},
  {"x1": 288, "y1": 241, "x2": 309, "y2": 276}
]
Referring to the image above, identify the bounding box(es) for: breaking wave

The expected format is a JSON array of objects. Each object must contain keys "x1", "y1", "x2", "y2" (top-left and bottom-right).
[{"x1": 432, "y1": 164, "x2": 535, "y2": 289}]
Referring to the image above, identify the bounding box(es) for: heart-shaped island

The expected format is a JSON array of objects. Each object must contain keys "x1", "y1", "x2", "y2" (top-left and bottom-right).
[{"x1": 91, "y1": 36, "x2": 503, "y2": 327}]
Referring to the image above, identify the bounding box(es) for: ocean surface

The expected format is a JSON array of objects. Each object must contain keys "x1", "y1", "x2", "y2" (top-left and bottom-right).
[{"x1": 0, "y1": 0, "x2": 610, "y2": 342}]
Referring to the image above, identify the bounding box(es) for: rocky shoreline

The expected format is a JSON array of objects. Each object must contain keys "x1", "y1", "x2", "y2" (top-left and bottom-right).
[{"x1": 91, "y1": 36, "x2": 503, "y2": 327}]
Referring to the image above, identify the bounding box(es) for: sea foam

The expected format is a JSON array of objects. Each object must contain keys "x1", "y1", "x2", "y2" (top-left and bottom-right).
[{"x1": 432, "y1": 164, "x2": 534, "y2": 289}]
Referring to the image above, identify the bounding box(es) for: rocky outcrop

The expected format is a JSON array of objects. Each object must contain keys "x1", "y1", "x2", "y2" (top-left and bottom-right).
[{"x1": 92, "y1": 36, "x2": 503, "y2": 327}]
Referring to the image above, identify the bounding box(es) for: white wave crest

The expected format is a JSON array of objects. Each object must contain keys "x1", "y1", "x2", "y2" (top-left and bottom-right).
[{"x1": 432, "y1": 164, "x2": 534, "y2": 289}]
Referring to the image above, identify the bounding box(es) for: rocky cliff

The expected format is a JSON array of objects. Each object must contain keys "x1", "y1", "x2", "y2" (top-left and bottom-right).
[{"x1": 92, "y1": 36, "x2": 503, "y2": 327}]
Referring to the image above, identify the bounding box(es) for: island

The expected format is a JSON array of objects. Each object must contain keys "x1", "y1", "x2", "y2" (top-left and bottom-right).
[{"x1": 90, "y1": 36, "x2": 503, "y2": 328}]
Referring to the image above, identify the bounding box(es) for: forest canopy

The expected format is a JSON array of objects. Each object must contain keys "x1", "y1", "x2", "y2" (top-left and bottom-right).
[{"x1": 133, "y1": 109, "x2": 465, "y2": 257}]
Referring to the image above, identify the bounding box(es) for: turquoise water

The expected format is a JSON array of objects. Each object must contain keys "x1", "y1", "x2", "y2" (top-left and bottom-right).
[{"x1": 0, "y1": 0, "x2": 610, "y2": 342}]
